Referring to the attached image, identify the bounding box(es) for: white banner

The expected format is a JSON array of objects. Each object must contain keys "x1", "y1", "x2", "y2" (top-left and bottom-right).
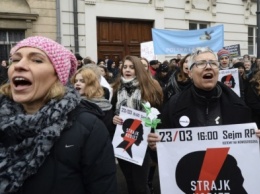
[
  {"x1": 219, "y1": 68, "x2": 240, "y2": 97},
  {"x1": 140, "y1": 41, "x2": 157, "y2": 62},
  {"x1": 112, "y1": 106, "x2": 150, "y2": 166},
  {"x1": 157, "y1": 123, "x2": 260, "y2": 194}
]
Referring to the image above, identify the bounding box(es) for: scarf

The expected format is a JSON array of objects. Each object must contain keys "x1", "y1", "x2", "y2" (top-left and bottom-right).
[
  {"x1": 81, "y1": 97, "x2": 112, "y2": 111},
  {"x1": 0, "y1": 85, "x2": 80, "y2": 193},
  {"x1": 115, "y1": 77, "x2": 144, "y2": 115}
]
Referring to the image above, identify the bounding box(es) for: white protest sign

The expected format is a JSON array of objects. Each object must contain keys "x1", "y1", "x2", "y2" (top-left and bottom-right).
[
  {"x1": 219, "y1": 68, "x2": 240, "y2": 97},
  {"x1": 140, "y1": 41, "x2": 157, "y2": 61},
  {"x1": 112, "y1": 106, "x2": 150, "y2": 166},
  {"x1": 157, "y1": 123, "x2": 260, "y2": 194}
]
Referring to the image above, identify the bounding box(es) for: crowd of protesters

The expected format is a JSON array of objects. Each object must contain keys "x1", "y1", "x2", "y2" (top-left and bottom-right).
[{"x1": 1, "y1": 35, "x2": 260, "y2": 194}]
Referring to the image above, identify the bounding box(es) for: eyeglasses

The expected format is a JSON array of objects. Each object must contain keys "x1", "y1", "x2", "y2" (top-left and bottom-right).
[{"x1": 190, "y1": 60, "x2": 219, "y2": 69}]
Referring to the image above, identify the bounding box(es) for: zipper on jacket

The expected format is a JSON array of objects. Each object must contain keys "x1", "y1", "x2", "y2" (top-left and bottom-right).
[
  {"x1": 50, "y1": 146, "x2": 58, "y2": 194},
  {"x1": 205, "y1": 101, "x2": 209, "y2": 124}
]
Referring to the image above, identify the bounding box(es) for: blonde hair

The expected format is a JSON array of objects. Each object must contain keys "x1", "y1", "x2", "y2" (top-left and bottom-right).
[
  {"x1": 83, "y1": 64, "x2": 101, "y2": 81},
  {"x1": 0, "y1": 81, "x2": 65, "y2": 102},
  {"x1": 71, "y1": 68, "x2": 104, "y2": 98}
]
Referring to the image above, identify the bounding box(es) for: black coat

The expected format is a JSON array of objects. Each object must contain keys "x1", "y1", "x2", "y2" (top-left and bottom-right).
[
  {"x1": 245, "y1": 82, "x2": 260, "y2": 128},
  {"x1": 80, "y1": 99, "x2": 115, "y2": 140},
  {"x1": 161, "y1": 82, "x2": 252, "y2": 128},
  {"x1": 0, "y1": 65, "x2": 8, "y2": 85},
  {"x1": 17, "y1": 101, "x2": 117, "y2": 194},
  {"x1": 163, "y1": 69, "x2": 192, "y2": 103}
]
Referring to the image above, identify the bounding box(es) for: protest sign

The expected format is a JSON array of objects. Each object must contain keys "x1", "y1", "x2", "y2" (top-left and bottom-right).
[
  {"x1": 223, "y1": 44, "x2": 241, "y2": 58},
  {"x1": 112, "y1": 106, "x2": 150, "y2": 166},
  {"x1": 140, "y1": 41, "x2": 157, "y2": 61},
  {"x1": 219, "y1": 68, "x2": 240, "y2": 97},
  {"x1": 157, "y1": 123, "x2": 260, "y2": 194}
]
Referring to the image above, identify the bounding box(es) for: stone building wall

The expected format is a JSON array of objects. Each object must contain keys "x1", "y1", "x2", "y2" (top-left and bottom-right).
[
  {"x1": 0, "y1": 0, "x2": 56, "y2": 40},
  {"x1": 60, "y1": 0, "x2": 258, "y2": 62}
]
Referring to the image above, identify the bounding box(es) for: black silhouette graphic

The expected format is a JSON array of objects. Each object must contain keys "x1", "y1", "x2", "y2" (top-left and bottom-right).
[
  {"x1": 117, "y1": 119, "x2": 144, "y2": 158},
  {"x1": 175, "y1": 148, "x2": 247, "y2": 194},
  {"x1": 221, "y1": 74, "x2": 236, "y2": 88}
]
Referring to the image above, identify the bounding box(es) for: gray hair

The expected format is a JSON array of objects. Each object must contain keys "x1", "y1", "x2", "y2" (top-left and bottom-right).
[
  {"x1": 82, "y1": 63, "x2": 101, "y2": 81},
  {"x1": 243, "y1": 59, "x2": 251, "y2": 65},
  {"x1": 188, "y1": 47, "x2": 218, "y2": 70}
]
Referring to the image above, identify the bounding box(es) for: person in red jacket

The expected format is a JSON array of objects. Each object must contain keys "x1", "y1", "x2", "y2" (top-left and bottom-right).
[{"x1": 149, "y1": 60, "x2": 160, "y2": 76}]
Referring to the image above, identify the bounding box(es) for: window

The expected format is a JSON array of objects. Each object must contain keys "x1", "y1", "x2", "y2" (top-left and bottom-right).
[
  {"x1": 242, "y1": 0, "x2": 256, "y2": 2},
  {"x1": 0, "y1": 30, "x2": 25, "y2": 61},
  {"x1": 248, "y1": 26, "x2": 257, "y2": 56},
  {"x1": 189, "y1": 22, "x2": 208, "y2": 30}
]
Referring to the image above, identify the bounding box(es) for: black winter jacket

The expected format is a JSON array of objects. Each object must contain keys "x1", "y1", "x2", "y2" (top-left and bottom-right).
[
  {"x1": 16, "y1": 101, "x2": 117, "y2": 194},
  {"x1": 245, "y1": 82, "x2": 260, "y2": 128},
  {"x1": 0, "y1": 65, "x2": 8, "y2": 86},
  {"x1": 80, "y1": 99, "x2": 115, "y2": 139},
  {"x1": 161, "y1": 82, "x2": 252, "y2": 129}
]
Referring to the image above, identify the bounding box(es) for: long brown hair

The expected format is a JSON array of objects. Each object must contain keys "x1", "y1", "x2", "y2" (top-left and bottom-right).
[
  {"x1": 250, "y1": 70, "x2": 260, "y2": 96},
  {"x1": 177, "y1": 53, "x2": 191, "y2": 82},
  {"x1": 112, "y1": 55, "x2": 163, "y2": 108}
]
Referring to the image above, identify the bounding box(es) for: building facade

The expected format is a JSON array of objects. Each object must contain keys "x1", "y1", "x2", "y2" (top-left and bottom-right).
[
  {"x1": 60, "y1": 0, "x2": 258, "y2": 63},
  {"x1": 0, "y1": 0, "x2": 57, "y2": 61},
  {"x1": 0, "y1": 0, "x2": 258, "y2": 63}
]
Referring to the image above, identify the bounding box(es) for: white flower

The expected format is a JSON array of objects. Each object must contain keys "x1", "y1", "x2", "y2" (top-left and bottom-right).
[
  {"x1": 142, "y1": 102, "x2": 161, "y2": 130},
  {"x1": 144, "y1": 102, "x2": 151, "y2": 108},
  {"x1": 148, "y1": 107, "x2": 160, "y2": 121}
]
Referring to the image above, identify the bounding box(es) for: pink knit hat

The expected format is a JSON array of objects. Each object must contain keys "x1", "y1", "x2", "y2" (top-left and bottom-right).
[
  {"x1": 11, "y1": 36, "x2": 78, "y2": 85},
  {"x1": 217, "y1": 49, "x2": 230, "y2": 61}
]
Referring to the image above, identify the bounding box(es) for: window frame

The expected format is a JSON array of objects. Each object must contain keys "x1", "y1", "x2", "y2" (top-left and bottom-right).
[
  {"x1": 189, "y1": 22, "x2": 209, "y2": 30},
  {"x1": 0, "y1": 30, "x2": 25, "y2": 61},
  {"x1": 248, "y1": 26, "x2": 257, "y2": 56}
]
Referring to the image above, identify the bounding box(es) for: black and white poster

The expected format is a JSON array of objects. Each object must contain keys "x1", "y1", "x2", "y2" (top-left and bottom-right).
[{"x1": 157, "y1": 123, "x2": 260, "y2": 194}]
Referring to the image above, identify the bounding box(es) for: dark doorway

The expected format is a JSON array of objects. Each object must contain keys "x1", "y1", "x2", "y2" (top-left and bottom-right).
[{"x1": 97, "y1": 18, "x2": 153, "y2": 66}]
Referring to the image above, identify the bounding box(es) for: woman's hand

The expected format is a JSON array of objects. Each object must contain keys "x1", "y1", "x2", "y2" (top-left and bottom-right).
[
  {"x1": 255, "y1": 129, "x2": 260, "y2": 138},
  {"x1": 113, "y1": 115, "x2": 123, "y2": 125},
  {"x1": 147, "y1": 133, "x2": 161, "y2": 151}
]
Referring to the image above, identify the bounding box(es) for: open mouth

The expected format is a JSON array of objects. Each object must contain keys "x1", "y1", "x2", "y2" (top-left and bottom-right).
[
  {"x1": 203, "y1": 73, "x2": 213, "y2": 79},
  {"x1": 125, "y1": 74, "x2": 133, "y2": 77},
  {"x1": 75, "y1": 87, "x2": 81, "y2": 91},
  {"x1": 13, "y1": 77, "x2": 32, "y2": 87}
]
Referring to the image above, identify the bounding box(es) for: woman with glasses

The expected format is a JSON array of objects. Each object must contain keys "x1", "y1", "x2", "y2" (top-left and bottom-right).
[
  {"x1": 163, "y1": 53, "x2": 192, "y2": 102},
  {"x1": 148, "y1": 46, "x2": 252, "y2": 144},
  {"x1": 147, "y1": 47, "x2": 254, "y2": 193}
]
